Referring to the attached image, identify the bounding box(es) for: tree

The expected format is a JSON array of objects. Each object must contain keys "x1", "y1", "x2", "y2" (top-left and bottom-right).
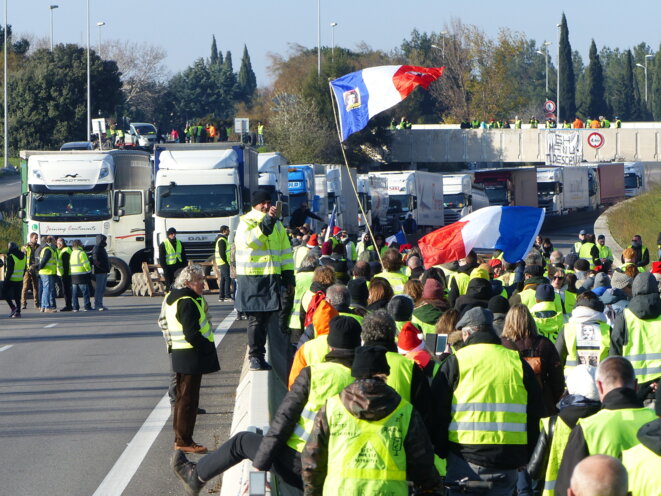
[
  {"x1": 585, "y1": 40, "x2": 608, "y2": 119},
  {"x1": 237, "y1": 44, "x2": 257, "y2": 106},
  {"x1": 611, "y1": 50, "x2": 639, "y2": 120},
  {"x1": 224, "y1": 51, "x2": 233, "y2": 72},
  {"x1": 0, "y1": 25, "x2": 30, "y2": 55},
  {"x1": 210, "y1": 35, "x2": 219, "y2": 66},
  {"x1": 558, "y1": 13, "x2": 576, "y2": 120}
]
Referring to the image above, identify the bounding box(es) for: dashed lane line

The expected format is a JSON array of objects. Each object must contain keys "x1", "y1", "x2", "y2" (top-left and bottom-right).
[
  {"x1": 44, "y1": 323, "x2": 58, "y2": 328},
  {"x1": 0, "y1": 345, "x2": 13, "y2": 353},
  {"x1": 91, "y1": 309, "x2": 237, "y2": 496}
]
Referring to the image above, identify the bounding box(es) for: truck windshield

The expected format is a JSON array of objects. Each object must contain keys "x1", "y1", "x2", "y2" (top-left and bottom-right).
[
  {"x1": 133, "y1": 125, "x2": 156, "y2": 135},
  {"x1": 484, "y1": 186, "x2": 507, "y2": 205},
  {"x1": 387, "y1": 194, "x2": 409, "y2": 214},
  {"x1": 537, "y1": 182, "x2": 557, "y2": 194},
  {"x1": 289, "y1": 193, "x2": 308, "y2": 213},
  {"x1": 327, "y1": 192, "x2": 336, "y2": 212},
  {"x1": 444, "y1": 193, "x2": 467, "y2": 208},
  {"x1": 624, "y1": 173, "x2": 638, "y2": 189},
  {"x1": 31, "y1": 192, "x2": 111, "y2": 221},
  {"x1": 156, "y1": 184, "x2": 238, "y2": 218}
]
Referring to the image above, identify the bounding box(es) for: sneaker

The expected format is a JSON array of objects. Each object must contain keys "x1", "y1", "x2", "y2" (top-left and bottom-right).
[
  {"x1": 45, "y1": 308, "x2": 58, "y2": 313},
  {"x1": 97, "y1": 307, "x2": 107, "y2": 312},
  {"x1": 173, "y1": 442, "x2": 208, "y2": 454},
  {"x1": 60, "y1": 307, "x2": 73, "y2": 312},
  {"x1": 249, "y1": 357, "x2": 272, "y2": 371},
  {"x1": 72, "y1": 309, "x2": 79, "y2": 313},
  {"x1": 13, "y1": 313, "x2": 21, "y2": 318},
  {"x1": 40, "y1": 308, "x2": 45, "y2": 313},
  {"x1": 197, "y1": 407, "x2": 206, "y2": 415},
  {"x1": 171, "y1": 450, "x2": 205, "y2": 495},
  {"x1": 83, "y1": 307, "x2": 92, "y2": 312},
  {"x1": 8, "y1": 308, "x2": 17, "y2": 318}
]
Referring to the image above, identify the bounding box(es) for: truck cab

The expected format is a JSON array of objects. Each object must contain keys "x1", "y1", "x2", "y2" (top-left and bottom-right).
[
  {"x1": 624, "y1": 162, "x2": 645, "y2": 197},
  {"x1": 536, "y1": 167, "x2": 563, "y2": 214},
  {"x1": 442, "y1": 173, "x2": 490, "y2": 224}
]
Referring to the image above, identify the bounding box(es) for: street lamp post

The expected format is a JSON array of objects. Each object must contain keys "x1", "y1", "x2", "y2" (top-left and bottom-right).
[
  {"x1": 96, "y1": 21, "x2": 105, "y2": 58},
  {"x1": 316, "y1": 0, "x2": 320, "y2": 76},
  {"x1": 4, "y1": 0, "x2": 7, "y2": 169},
  {"x1": 86, "y1": 0, "x2": 91, "y2": 140},
  {"x1": 636, "y1": 54, "x2": 654, "y2": 103},
  {"x1": 556, "y1": 23, "x2": 561, "y2": 124},
  {"x1": 536, "y1": 41, "x2": 552, "y2": 96},
  {"x1": 330, "y1": 22, "x2": 337, "y2": 64},
  {"x1": 440, "y1": 30, "x2": 448, "y2": 61},
  {"x1": 49, "y1": 5, "x2": 58, "y2": 51}
]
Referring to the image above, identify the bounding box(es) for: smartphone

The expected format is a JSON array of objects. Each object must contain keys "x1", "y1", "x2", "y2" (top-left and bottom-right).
[
  {"x1": 435, "y1": 334, "x2": 448, "y2": 355},
  {"x1": 275, "y1": 200, "x2": 283, "y2": 218},
  {"x1": 249, "y1": 471, "x2": 266, "y2": 496}
]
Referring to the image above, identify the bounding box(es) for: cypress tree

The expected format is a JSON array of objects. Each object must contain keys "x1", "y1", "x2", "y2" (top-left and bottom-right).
[
  {"x1": 615, "y1": 50, "x2": 637, "y2": 120},
  {"x1": 586, "y1": 40, "x2": 607, "y2": 119},
  {"x1": 237, "y1": 44, "x2": 257, "y2": 105},
  {"x1": 558, "y1": 13, "x2": 576, "y2": 120},
  {"x1": 224, "y1": 51, "x2": 233, "y2": 72},
  {"x1": 210, "y1": 35, "x2": 219, "y2": 66}
]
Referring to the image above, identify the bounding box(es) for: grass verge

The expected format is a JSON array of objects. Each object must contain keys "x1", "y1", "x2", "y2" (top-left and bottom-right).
[
  {"x1": 607, "y1": 187, "x2": 661, "y2": 262},
  {"x1": 0, "y1": 216, "x2": 22, "y2": 249}
]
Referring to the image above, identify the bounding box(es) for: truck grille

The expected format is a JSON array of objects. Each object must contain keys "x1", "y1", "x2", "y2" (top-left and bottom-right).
[
  {"x1": 181, "y1": 241, "x2": 215, "y2": 262},
  {"x1": 444, "y1": 210, "x2": 460, "y2": 225}
]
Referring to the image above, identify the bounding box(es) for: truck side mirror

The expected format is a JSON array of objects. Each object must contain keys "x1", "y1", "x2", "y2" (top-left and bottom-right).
[
  {"x1": 467, "y1": 194, "x2": 473, "y2": 205},
  {"x1": 117, "y1": 208, "x2": 125, "y2": 217},
  {"x1": 410, "y1": 197, "x2": 417, "y2": 211},
  {"x1": 19, "y1": 193, "x2": 26, "y2": 209},
  {"x1": 18, "y1": 210, "x2": 25, "y2": 219},
  {"x1": 116, "y1": 191, "x2": 126, "y2": 208}
]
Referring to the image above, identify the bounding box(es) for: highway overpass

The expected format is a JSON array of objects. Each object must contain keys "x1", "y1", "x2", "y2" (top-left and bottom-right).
[{"x1": 389, "y1": 127, "x2": 661, "y2": 164}]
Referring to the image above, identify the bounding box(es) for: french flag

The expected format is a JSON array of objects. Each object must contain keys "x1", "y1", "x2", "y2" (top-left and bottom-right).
[
  {"x1": 330, "y1": 65, "x2": 444, "y2": 142},
  {"x1": 418, "y1": 206, "x2": 545, "y2": 268}
]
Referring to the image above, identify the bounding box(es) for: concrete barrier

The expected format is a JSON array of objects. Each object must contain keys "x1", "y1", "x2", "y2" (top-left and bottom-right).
[{"x1": 594, "y1": 202, "x2": 630, "y2": 264}]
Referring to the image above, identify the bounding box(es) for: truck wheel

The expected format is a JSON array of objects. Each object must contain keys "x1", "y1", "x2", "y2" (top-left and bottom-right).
[{"x1": 104, "y1": 257, "x2": 131, "y2": 296}]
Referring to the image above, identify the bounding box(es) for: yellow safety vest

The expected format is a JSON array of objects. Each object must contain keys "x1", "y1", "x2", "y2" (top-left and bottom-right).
[
  {"x1": 163, "y1": 238, "x2": 183, "y2": 265},
  {"x1": 578, "y1": 242, "x2": 596, "y2": 268},
  {"x1": 70, "y1": 248, "x2": 92, "y2": 275},
  {"x1": 235, "y1": 209, "x2": 293, "y2": 276},
  {"x1": 9, "y1": 254, "x2": 26, "y2": 282},
  {"x1": 597, "y1": 244, "x2": 613, "y2": 261},
  {"x1": 374, "y1": 271, "x2": 408, "y2": 295},
  {"x1": 622, "y1": 439, "x2": 661, "y2": 496},
  {"x1": 453, "y1": 272, "x2": 470, "y2": 296},
  {"x1": 531, "y1": 301, "x2": 564, "y2": 343},
  {"x1": 285, "y1": 361, "x2": 354, "y2": 453},
  {"x1": 540, "y1": 416, "x2": 573, "y2": 496},
  {"x1": 165, "y1": 295, "x2": 212, "y2": 350},
  {"x1": 323, "y1": 394, "x2": 412, "y2": 496},
  {"x1": 520, "y1": 288, "x2": 563, "y2": 314},
  {"x1": 214, "y1": 235, "x2": 230, "y2": 266},
  {"x1": 411, "y1": 314, "x2": 437, "y2": 335},
  {"x1": 38, "y1": 246, "x2": 58, "y2": 276},
  {"x1": 562, "y1": 291, "x2": 577, "y2": 316},
  {"x1": 579, "y1": 406, "x2": 656, "y2": 457},
  {"x1": 562, "y1": 321, "x2": 610, "y2": 378},
  {"x1": 302, "y1": 335, "x2": 330, "y2": 366},
  {"x1": 622, "y1": 309, "x2": 661, "y2": 383},
  {"x1": 56, "y1": 246, "x2": 73, "y2": 276},
  {"x1": 385, "y1": 352, "x2": 414, "y2": 402},
  {"x1": 289, "y1": 271, "x2": 315, "y2": 330},
  {"x1": 450, "y1": 343, "x2": 528, "y2": 445}
]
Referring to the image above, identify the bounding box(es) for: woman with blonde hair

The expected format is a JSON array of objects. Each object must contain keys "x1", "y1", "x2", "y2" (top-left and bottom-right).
[
  {"x1": 366, "y1": 277, "x2": 394, "y2": 312},
  {"x1": 404, "y1": 279, "x2": 423, "y2": 304}
]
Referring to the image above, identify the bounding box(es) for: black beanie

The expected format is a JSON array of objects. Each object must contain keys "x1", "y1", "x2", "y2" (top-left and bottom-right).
[
  {"x1": 488, "y1": 295, "x2": 510, "y2": 314},
  {"x1": 327, "y1": 316, "x2": 362, "y2": 350},
  {"x1": 574, "y1": 259, "x2": 590, "y2": 272},
  {"x1": 251, "y1": 189, "x2": 272, "y2": 206},
  {"x1": 351, "y1": 345, "x2": 390, "y2": 379},
  {"x1": 387, "y1": 295, "x2": 414, "y2": 321},
  {"x1": 347, "y1": 278, "x2": 369, "y2": 307},
  {"x1": 524, "y1": 265, "x2": 544, "y2": 277}
]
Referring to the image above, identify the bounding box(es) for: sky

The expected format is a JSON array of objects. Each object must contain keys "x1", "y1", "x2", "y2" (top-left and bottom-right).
[{"x1": 8, "y1": 1, "x2": 661, "y2": 86}]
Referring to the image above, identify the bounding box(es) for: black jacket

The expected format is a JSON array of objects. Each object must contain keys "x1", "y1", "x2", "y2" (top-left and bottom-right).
[
  {"x1": 92, "y1": 235, "x2": 110, "y2": 274},
  {"x1": 448, "y1": 261, "x2": 479, "y2": 307},
  {"x1": 167, "y1": 287, "x2": 220, "y2": 375},
  {"x1": 554, "y1": 387, "x2": 644, "y2": 495},
  {"x1": 431, "y1": 329, "x2": 546, "y2": 469},
  {"x1": 636, "y1": 417, "x2": 661, "y2": 456},
  {"x1": 290, "y1": 207, "x2": 322, "y2": 229},
  {"x1": 38, "y1": 243, "x2": 56, "y2": 271},
  {"x1": 159, "y1": 237, "x2": 188, "y2": 272}
]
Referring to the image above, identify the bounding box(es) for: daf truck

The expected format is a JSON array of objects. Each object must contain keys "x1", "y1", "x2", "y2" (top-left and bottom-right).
[
  {"x1": 153, "y1": 143, "x2": 259, "y2": 262},
  {"x1": 536, "y1": 166, "x2": 589, "y2": 215},
  {"x1": 19, "y1": 149, "x2": 152, "y2": 296},
  {"x1": 472, "y1": 167, "x2": 538, "y2": 207},
  {"x1": 442, "y1": 173, "x2": 490, "y2": 224}
]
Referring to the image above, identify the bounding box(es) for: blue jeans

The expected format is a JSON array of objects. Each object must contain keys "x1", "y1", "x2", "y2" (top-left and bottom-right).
[
  {"x1": 72, "y1": 282, "x2": 91, "y2": 310},
  {"x1": 40, "y1": 275, "x2": 56, "y2": 309},
  {"x1": 94, "y1": 273, "x2": 108, "y2": 309}
]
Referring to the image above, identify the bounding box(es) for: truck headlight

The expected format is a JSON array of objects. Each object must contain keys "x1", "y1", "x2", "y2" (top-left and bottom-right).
[{"x1": 99, "y1": 167, "x2": 110, "y2": 179}]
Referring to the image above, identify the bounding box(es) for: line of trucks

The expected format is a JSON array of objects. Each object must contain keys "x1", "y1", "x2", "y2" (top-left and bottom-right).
[{"x1": 16, "y1": 142, "x2": 659, "y2": 296}]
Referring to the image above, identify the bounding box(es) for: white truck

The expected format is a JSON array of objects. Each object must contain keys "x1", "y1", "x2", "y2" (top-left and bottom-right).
[
  {"x1": 357, "y1": 174, "x2": 388, "y2": 231},
  {"x1": 371, "y1": 171, "x2": 444, "y2": 231},
  {"x1": 153, "y1": 143, "x2": 259, "y2": 262},
  {"x1": 536, "y1": 167, "x2": 589, "y2": 215},
  {"x1": 442, "y1": 173, "x2": 490, "y2": 225},
  {"x1": 326, "y1": 165, "x2": 359, "y2": 234},
  {"x1": 624, "y1": 162, "x2": 646, "y2": 197},
  {"x1": 258, "y1": 152, "x2": 289, "y2": 220},
  {"x1": 19, "y1": 149, "x2": 152, "y2": 295}
]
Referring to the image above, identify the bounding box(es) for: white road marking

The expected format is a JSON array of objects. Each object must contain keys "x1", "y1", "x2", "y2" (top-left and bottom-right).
[
  {"x1": 0, "y1": 345, "x2": 13, "y2": 353},
  {"x1": 92, "y1": 309, "x2": 237, "y2": 496},
  {"x1": 44, "y1": 323, "x2": 58, "y2": 328}
]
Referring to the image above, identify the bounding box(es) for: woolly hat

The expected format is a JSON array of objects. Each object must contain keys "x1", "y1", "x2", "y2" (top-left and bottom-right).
[
  {"x1": 565, "y1": 364, "x2": 599, "y2": 401},
  {"x1": 347, "y1": 278, "x2": 369, "y2": 307},
  {"x1": 327, "y1": 316, "x2": 362, "y2": 350},
  {"x1": 470, "y1": 267, "x2": 490, "y2": 280},
  {"x1": 351, "y1": 345, "x2": 390, "y2": 379},
  {"x1": 332, "y1": 226, "x2": 342, "y2": 236},
  {"x1": 487, "y1": 258, "x2": 503, "y2": 268},
  {"x1": 574, "y1": 259, "x2": 590, "y2": 272},
  {"x1": 575, "y1": 292, "x2": 605, "y2": 312},
  {"x1": 422, "y1": 278, "x2": 444, "y2": 300},
  {"x1": 564, "y1": 253, "x2": 579, "y2": 268},
  {"x1": 488, "y1": 295, "x2": 510, "y2": 315},
  {"x1": 611, "y1": 270, "x2": 633, "y2": 290},
  {"x1": 632, "y1": 272, "x2": 660, "y2": 297},
  {"x1": 455, "y1": 307, "x2": 493, "y2": 329},
  {"x1": 167, "y1": 227, "x2": 177, "y2": 235},
  {"x1": 535, "y1": 283, "x2": 555, "y2": 302},
  {"x1": 387, "y1": 295, "x2": 414, "y2": 322},
  {"x1": 307, "y1": 234, "x2": 319, "y2": 248},
  {"x1": 251, "y1": 189, "x2": 271, "y2": 206},
  {"x1": 524, "y1": 265, "x2": 544, "y2": 277},
  {"x1": 321, "y1": 241, "x2": 333, "y2": 256},
  {"x1": 397, "y1": 322, "x2": 425, "y2": 354},
  {"x1": 593, "y1": 272, "x2": 611, "y2": 289},
  {"x1": 579, "y1": 229, "x2": 587, "y2": 235}
]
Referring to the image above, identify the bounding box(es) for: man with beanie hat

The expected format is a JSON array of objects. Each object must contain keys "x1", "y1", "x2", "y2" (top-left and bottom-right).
[
  {"x1": 621, "y1": 384, "x2": 661, "y2": 495},
  {"x1": 387, "y1": 294, "x2": 416, "y2": 332},
  {"x1": 397, "y1": 322, "x2": 438, "y2": 377},
  {"x1": 510, "y1": 263, "x2": 553, "y2": 310},
  {"x1": 488, "y1": 295, "x2": 510, "y2": 336},
  {"x1": 159, "y1": 227, "x2": 188, "y2": 290},
  {"x1": 172, "y1": 315, "x2": 362, "y2": 494},
  {"x1": 610, "y1": 272, "x2": 661, "y2": 398},
  {"x1": 431, "y1": 306, "x2": 546, "y2": 496},
  {"x1": 302, "y1": 345, "x2": 443, "y2": 495},
  {"x1": 347, "y1": 277, "x2": 369, "y2": 315},
  {"x1": 531, "y1": 283, "x2": 565, "y2": 343},
  {"x1": 235, "y1": 188, "x2": 294, "y2": 371}
]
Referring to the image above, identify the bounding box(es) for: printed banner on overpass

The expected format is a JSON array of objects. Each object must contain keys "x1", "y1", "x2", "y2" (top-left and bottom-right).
[{"x1": 545, "y1": 131, "x2": 583, "y2": 166}]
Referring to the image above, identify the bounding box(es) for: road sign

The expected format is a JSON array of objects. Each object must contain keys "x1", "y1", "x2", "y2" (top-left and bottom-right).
[
  {"x1": 234, "y1": 118, "x2": 249, "y2": 134},
  {"x1": 544, "y1": 100, "x2": 557, "y2": 113},
  {"x1": 587, "y1": 132, "x2": 605, "y2": 149}
]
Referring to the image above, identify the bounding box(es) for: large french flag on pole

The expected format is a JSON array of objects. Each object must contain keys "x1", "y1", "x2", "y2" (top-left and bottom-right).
[
  {"x1": 330, "y1": 65, "x2": 444, "y2": 142},
  {"x1": 418, "y1": 206, "x2": 545, "y2": 268}
]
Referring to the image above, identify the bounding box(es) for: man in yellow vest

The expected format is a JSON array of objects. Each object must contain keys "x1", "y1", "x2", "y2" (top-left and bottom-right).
[
  {"x1": 4, "y1": 242, "x2": 26, "y2": 317},
  {"x1": 214, "y1": 225, "x2": 231, "y2": 302},
  {"x1": 432, "y1": 307, "x2": 546, "y2": 495},
  {"x1": 70, "y1": 239, "x2": 93, "y2": 312},
  {"x1": 621, "y1": 386, "x2": 661, "y2": 496},
  {"x1": 21, "y1": 232, "x2": 40, "y2": 310},
  {"x1": 620, "y1": 234, "x2": 650, "y2": 269},
  {"x1": 554, "y1": 357, "x2": 657, "y2": 495},
  {"x1": 567, "y1": 455, "x2": 629, "y2": 496},
  {"x1": 38, "y1": 235, "x2": 58, "y2": 312},
  {"x1": 577, "y1": 233, "x2": 600, "y2": 269},
  {"x1": 171, "y1": 315, "x2": 362, "y2": 494},
  {"x1": 56, "y1": 237, "x2": 73, "y2": 312},
  {"x1": 595, "y1": 234, "x2": 613, "y2": 264},
  {"x1": 571, "y1": 230, "x2": 587, "y2": 255},
  {"x1": 235, "y1": 189, "x2": 294, "y2": 372},
  {"x1": 301, "y1": 345, "x2": 443, "y2": 495},
  {"x1": 166, "y1": 265, "x2": 219, "y2": 455},
  {"x1": 373, "y1": 248, "x2": 408, "y2": 295},
  {"x1": 531, "y1": 284, "x2": 565, "y2": 343},
  {"x1": 159, "y1": 227, "x2": 188, "y2": 290}
]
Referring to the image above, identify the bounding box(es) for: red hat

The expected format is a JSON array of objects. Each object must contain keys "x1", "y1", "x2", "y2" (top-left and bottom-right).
[
  {"x1": 422, "y1": 278, "x2": 444, "y2": 300},
  {"x1": 397, "y1": 322, "x2": 425, "y2": 354},
  {"x1": 487, "y1": 258, "x2": 502, "y2": 268},
  {"x1": 652, "y1": 261, "x2": 661, "y2": 274},
  {"x1": 399, "y1": 243, "x2": 413, "y2": 253},
  {"x1": 332, "y1": 226, "x2": 342, "y2": 236},
  {"x1": 321, "y1": 241, "x2": 333, "y2": 256},
  {"x1": 307, "y1": 234, "x2": 318, "y2": 247}
]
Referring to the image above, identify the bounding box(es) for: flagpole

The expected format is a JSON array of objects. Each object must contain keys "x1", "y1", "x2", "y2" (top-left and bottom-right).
[{"x1": 327, "y1": 80, "x2": 384, "y2": 269}]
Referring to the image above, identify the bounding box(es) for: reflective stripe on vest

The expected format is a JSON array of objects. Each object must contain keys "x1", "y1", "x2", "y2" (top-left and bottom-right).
[
  {"x1": 540, "y1": 416, "x2": 573, "y2": 496},
  {"x1": 235, "y1": 210, "x2": 292, "y2": 276},
  {"x1": 531, "y1": 300, "x2": 564, "y2": 343},
  {"x1": 164, "y1": 239, "x2": 183, "y2": 265},
  {"x1": 374, "y1": 271, "x2": 408, "y2": 295},
  {"x1": 70, "y1": 248, "x2": 92, "y2": 275},
  {"x1": 165, "y1": 296, "x2": 212, "y2": 350},
  {"x1": 323, "y1": 395, "x2": 411, "y2": 496},
  {"x1": 9, "y1": 254, "x2": 26, "y2": 282},
  {"x1": 562, "y1": 321, "x2": 610, "y2": 378},
  {"x1": 450, "y1": 343, "x2": 527, "y2": 445},
  {"x1": 622, "y1": 309, "x2": 661, "y2": 382},
  {"x1": 38, "y1": 246, "x2": 58, "y2": 275},
  {"x1": 214, "y1": 235, "x2": 230, "y2": 266},
  {"x1": 56, "y1": 246, "x2": 73, "y2": 276},
  {"x1": 385, "y1": 352, "x2": 414, "y2": 402},
  {"x1": 285, "y1": 361, "x2": 354, "y2": 453},
  {"x1": 622, "y1": 442, "x2": 661, "y2": 496},
  {"x1": 579, "y1": 406, "x2": 656, "y2": 457}
]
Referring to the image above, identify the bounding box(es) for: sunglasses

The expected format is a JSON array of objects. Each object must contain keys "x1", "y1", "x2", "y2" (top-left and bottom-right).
[{"x1": 553, "y1": 275, "x2": 565, "y2": 280}]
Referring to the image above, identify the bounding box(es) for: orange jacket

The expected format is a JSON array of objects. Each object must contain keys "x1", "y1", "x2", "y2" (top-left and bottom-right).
[
  {"x1": 572, "y1": 118, "x2": 584, "y2": 128},
  {"x1": 590, "y1": 119, "x2": 601, "y2": 129}
]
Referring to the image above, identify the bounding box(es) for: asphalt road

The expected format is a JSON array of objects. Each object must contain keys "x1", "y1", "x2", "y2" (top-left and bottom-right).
[
  {"x1": 0, "y1": 294, "x2": 246, "y2": 496},
  {"x1": 0, "y1": 173, "x2": 20, "y2": 204}
]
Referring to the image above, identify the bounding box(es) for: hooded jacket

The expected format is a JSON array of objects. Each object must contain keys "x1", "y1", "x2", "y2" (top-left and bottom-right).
[
  {"x1": 600, "y1": 287, "x2": 629, "y2": 325},
  {"x1": 4, "y1": 244, "x2": 25, "y2": 283},
  {"x1": 555, "y1": 305, "x2": 609, "y2": 365},
  {"x1": 454, "y1": 278, "x2": 493, "y2": 318},
  {"x1": 92, "y1": 234, "x2": 110, "y2": 274}
]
